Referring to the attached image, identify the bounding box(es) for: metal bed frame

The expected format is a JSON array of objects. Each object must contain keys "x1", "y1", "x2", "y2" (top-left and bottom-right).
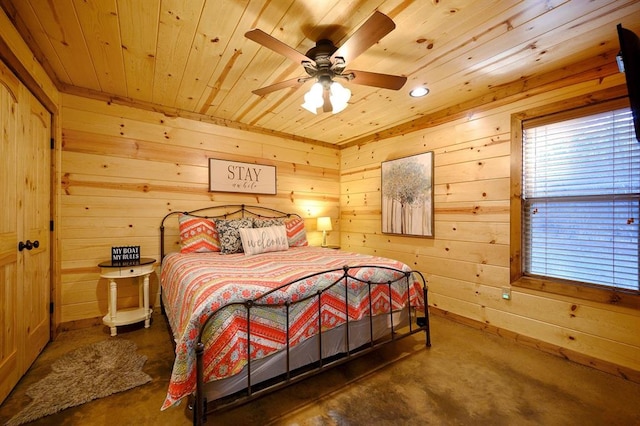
[{"x1": 160, "y1": 204, "x2": 431, "y2": 425}]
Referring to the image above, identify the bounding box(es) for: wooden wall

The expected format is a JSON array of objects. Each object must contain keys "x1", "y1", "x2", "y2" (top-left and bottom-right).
[
  {"x1": 59, "y1": 94, "x2": 340, "y2": 326},
  {"x1": 2, "y1": 5, "x2": 638, "y2": 381},
  {"x1": 339, "y1": 74, "x2": 640, "y2": 377}
]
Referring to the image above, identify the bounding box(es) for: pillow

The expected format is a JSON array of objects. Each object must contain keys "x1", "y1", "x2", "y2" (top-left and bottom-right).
[
  {"x1": 178, "y1": 214, "x2": 220, "y2": 253},
  {"x1": 214, "y1": 218, "x2": 254, "y2": 254},
  {"x1": 239, "y1": 225, "x2": 288, "y2": 256},
  {"x1": 284, "y1": 217, "x2": 308, "y2": 247},
  {"x1": 253, "y1": 218, "x2": 284, "y2": 228}
]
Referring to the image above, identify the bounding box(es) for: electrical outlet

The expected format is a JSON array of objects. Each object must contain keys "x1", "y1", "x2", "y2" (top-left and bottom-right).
[{"x1": 501, "y1": 287, "x2": 511, "y2": 300}]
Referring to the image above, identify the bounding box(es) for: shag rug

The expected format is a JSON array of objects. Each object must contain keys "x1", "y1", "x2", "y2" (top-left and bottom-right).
[{"x1": 6, "y1": 339, "x2": 152, "y2": 426}]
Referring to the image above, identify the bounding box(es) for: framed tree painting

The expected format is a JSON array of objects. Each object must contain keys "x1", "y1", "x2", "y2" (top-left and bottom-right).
[{"x1": 381, "y1": 152, "x2": 434, "y2": 237}]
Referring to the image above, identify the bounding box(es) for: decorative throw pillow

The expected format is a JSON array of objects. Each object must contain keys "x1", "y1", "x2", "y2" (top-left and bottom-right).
[
  {"x1": 239, "y1": 225, "x2": 288, "y2": 256},
  {"x1": 253, "y1": 218, "x2": 285, "y2": 228},
  {"x1": 214, "y1": 218, "x2": 254, "y2": 254},
  {"x1": 178, "y1": 214, "x2": 220, "y2": 253},
  {"x1": 284, "y1": 217, "x2": 308, "y2": 247}
]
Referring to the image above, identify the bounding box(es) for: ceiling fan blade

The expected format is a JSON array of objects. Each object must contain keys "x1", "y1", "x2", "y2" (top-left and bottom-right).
[
  {"x1": 345, "y1": 70, "x2": 407, "y2": 90},
  {"x1": 252, "y1": 77, "x2": 304, "y2": 96},
  {"x1": 323, "y1": 89, "x2": 332, "y2": 112},
  {"x1": 330, "y1": 11, "x2": 396, "y2": 64},
  {"x1": 245, "y1": 29, "x2": 312, "y2": 64}
]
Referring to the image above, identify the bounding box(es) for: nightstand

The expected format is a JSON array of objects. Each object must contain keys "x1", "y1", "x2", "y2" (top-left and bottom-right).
[
  {"x1": 322, "y1": 245, "x2": 341, "y2": 250},
  {"x1": 98, "y1": 258, "x2": 155, "y2": 336}
]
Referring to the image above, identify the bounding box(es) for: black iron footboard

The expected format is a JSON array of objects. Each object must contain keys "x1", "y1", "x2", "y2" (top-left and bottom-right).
[{"x1": 192, "y1": 265, "x2": 430, "y2": 426}]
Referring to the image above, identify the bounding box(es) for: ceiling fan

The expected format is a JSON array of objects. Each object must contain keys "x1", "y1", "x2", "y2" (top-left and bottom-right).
[{"x1": 245, "y1": 11, "x2": 407, "y2": 114}]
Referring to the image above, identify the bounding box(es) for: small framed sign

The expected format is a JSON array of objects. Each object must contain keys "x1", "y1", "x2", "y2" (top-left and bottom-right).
[
  {"x1": 111, "y1": 245, "x2": 140, "y2": 264},
  {"x1": 209, "y1": 159, "x2": 276, "y2": 195}
]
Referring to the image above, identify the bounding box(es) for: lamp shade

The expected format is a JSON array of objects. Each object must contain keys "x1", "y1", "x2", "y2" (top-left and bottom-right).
[
  {"x1": 316, "y1": 216, "x2": 333, "y2": 231},
  {"x1": 329, "y1": 82, "x2": 351, "y2": 114},
  {"x1": 301, "y1": 82, "x2": 324, "y2": 114},
  {"x1": 301, "y1": 81, "x2": 351, "y2": 114}
]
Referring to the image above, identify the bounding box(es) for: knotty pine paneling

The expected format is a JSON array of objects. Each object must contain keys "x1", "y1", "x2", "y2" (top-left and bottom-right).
[
  {"x1": 3, "y1": 0, "x2": 637, "y2": 382},
  {"x1": 339, "y1": 81, "x2": 640, "y2": 373},
  {"x1": 60, "y1": 94, "x2": 340, "y2": 323},
  {"x1": 340, "y1": 231, "x2": 509, "y2": 268}
]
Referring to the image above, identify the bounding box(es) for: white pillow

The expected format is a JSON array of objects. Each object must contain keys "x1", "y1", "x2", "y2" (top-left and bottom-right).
[{"x1": 238, "y1": 225, "x2": 289, "y2": 255}]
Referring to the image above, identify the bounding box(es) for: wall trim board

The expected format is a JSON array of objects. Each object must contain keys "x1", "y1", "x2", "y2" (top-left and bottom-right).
[{"x1": 429, "y1": 307, "x2": 640, "y2": 384}]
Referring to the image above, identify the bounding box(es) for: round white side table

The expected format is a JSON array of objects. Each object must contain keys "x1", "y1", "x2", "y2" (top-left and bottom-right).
[{"x1": 98, "y1": 257, "x2": 155, "y2": 336}]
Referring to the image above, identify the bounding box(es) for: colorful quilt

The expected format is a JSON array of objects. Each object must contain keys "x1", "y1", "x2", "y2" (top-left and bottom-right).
[{"x1": 160, "y1": 246, "x2": 423, "y2": 409}]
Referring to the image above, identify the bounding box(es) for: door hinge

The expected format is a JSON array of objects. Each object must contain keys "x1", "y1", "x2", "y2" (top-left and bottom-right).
[
  {"x1": 50, "y1": 220, "x2": 54, "y2": 231},
  {"x1": 50, "y1": 137, "x2": 55, "y2": 149}
]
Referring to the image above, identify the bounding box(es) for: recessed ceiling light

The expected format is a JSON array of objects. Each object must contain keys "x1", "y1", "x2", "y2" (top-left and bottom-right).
[{"x1": 409, "y1": 87, "x2": 429, "y2": 97}]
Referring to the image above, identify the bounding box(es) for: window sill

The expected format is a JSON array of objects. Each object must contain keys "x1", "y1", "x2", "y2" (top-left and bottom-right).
[{"x1": 512, "y1": 275, "x2": 639, "y2": 310}]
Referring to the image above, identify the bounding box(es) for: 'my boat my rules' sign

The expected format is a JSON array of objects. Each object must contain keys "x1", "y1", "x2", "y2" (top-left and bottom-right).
[
  {"x1": 111, "y1": 246, "x2": 140, "y2": 264},
  {"x1": 209, "y1": 159, "x2": 277, "y2": 194}
]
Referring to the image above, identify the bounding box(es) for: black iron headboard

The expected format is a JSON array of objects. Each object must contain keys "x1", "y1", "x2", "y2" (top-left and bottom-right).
[{"x1": 160, "y1": 204, "x2": 302, "y2": 260}]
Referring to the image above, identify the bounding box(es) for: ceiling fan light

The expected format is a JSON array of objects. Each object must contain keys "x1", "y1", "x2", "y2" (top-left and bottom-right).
[
  {"x1": 301, "y1": 101, "x2": 318, "y2": 114},
  {"x1": 302, "y1": 83, "x2": 325, "y2": 113},
  {"x1": 309, "y1": 82, "x2": 323, "y2": 95},
  {"x1": 331, "y1": 101, "x2": 348, "y2": 114},
  {"x1": 330, "y1": 82, "x2": 351, "y2": 114},
  {"x1": 330, "y1": 82, "x2": 350, "y2": 102},
  {"x1": 304, "y1": 91, "x2": 322, "y2": 108}
]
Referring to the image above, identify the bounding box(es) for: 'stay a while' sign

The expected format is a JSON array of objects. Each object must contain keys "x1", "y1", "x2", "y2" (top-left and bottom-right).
[{"x1": 209, "y1": 159, "x2": 276, "y2": 194}]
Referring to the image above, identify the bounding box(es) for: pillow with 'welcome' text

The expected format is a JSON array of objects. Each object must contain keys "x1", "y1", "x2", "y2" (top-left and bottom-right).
[{"x1": 239, "y1": 225, "x2": 288, "y2": 255}]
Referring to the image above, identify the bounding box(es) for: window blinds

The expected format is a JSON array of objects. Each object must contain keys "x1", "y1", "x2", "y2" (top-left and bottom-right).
[{"x1": 523, "y1": 108, "x2": 640, "y2": 291}]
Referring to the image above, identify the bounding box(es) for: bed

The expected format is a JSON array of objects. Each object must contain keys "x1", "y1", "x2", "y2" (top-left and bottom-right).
[{"x1": 159, "y1": 205, "x2": 430, "y2": 425}]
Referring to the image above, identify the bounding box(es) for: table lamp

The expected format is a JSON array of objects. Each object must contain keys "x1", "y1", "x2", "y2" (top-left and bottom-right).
[{"x1": 316, "y1": 217, "x2": 332, "y2": 247}]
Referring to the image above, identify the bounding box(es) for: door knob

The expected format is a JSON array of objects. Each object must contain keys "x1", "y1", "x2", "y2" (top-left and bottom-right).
[{"x1": 18, "y1": 240, "x2": 36, "y2": 251}]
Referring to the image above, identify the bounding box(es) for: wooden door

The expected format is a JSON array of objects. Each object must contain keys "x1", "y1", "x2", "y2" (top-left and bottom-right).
[
  {"x1": 0, "y1": 57, "x2": 21, "y2": 404},
  {"x1": 0, "y1": 59, "x2": 51, "y2": 404},
  {"x1": 21, "y1": 87, "x2": 51, "y2": 369}
]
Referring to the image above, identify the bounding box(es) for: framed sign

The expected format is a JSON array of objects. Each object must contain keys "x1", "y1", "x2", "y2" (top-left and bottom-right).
[
  {"x1": 209, "y1": 159, "x2": 277, "y2": 194},
  {"x1": 381, "y1": 152, "x2": 434, "y2": 237},
  {"x1": 111, "y1": 245, "x2": 140, "y2": 264}
]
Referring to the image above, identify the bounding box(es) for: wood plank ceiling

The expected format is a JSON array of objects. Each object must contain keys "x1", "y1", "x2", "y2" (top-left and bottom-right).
[{"x1": 1, "y1": 0, "x2": 639, "y2": 147}]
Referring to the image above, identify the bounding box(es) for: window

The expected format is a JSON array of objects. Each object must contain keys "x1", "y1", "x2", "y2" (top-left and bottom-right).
[{"x1": 521, "y1": 106, "x2": 640, "y2": 293}]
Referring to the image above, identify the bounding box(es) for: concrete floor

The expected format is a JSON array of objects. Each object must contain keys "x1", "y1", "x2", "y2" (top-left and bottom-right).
[{"x1": 0, "y1": 312, "x2": 639, "y2": 426}]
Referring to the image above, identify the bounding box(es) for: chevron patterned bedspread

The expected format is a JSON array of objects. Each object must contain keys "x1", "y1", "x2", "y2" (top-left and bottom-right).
[{"x1": 160, "y1": 246, "x2": 423, "y2": 409}]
